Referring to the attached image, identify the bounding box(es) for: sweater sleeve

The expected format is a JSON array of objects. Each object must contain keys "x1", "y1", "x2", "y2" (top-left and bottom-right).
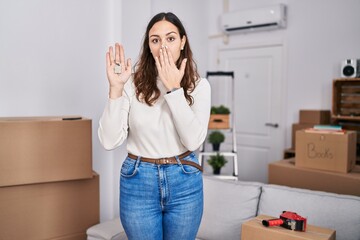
[
  {"x1": 163, "y1": 78, "x2": 211, "y2": 151},
  {"x1": 98, "y1": 87, "x2": 131, "y2": 150}
]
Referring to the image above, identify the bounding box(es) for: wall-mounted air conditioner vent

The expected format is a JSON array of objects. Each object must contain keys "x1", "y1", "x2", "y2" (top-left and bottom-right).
[{"x1": 221, "y1": 4, "x2": 287, "y2": 34}]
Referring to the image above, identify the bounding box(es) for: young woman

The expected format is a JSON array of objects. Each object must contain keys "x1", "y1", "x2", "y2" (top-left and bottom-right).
[{"x1": 98, "y1": 12, "x2": 211, "y2": 240}]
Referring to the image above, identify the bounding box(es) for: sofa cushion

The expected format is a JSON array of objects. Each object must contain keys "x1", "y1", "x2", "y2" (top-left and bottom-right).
[
  {"x1": 197, "y1": 176, "x2": 263, "y2": 240},
  {"x1": 258, "y1": 184, "x2": 360, "y2": 240}
]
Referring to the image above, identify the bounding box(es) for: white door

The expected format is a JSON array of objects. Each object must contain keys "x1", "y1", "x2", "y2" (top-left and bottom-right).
[{"x1": 213, "y1": 44, "x2": 285, "y2": 183}]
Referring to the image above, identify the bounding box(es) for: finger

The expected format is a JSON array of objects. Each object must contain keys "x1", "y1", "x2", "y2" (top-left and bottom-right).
[
  {"x1": 155, "y1": 56, "x2": 162, "y2": 71},
  {"x1": 106, "y1": 52, "x2": 111, "y2": 67},
  {"x1": 119, "y1": 44, "x2": 126, "y2": 72},
  {"x1": 115, "y1": 43, "x2": 120, "y2": 64},
  {"x1": 179, "y1": 58, "x2": 187, "y2": 75},
  {"x1": 119, "y1": 44, "x2": 125, "y2": 64},
  {"x1": 159, "y1": 48, "x2": 165, "y2": 68},
  {"x1": 165, "y1": 46, "x2": 173, "y2": 66},
  {"x1": 109, "y1": 46, "x2": 115, "y2": 64},
  {"x1": 126, "y1": 58, "x2": 132, "y2": 73}
]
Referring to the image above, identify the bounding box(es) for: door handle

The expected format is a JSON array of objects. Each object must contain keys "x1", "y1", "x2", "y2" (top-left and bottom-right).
[{"x1": 265, "y1": 123, "x2": 279, "y2": 128}]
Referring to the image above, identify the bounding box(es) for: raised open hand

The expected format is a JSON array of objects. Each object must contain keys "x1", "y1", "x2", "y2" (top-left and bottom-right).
[
  {"x1": 106, "y1": 43, "x2": 132, "y2": 93},
  {"x1": 155, "y1": 46, "x2": 187, "y2": 91}
]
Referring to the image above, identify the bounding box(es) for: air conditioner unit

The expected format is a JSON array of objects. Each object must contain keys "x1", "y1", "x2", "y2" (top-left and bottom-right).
[{"x1": 221, "y1": 4, "x2": 287, "y2": 34}]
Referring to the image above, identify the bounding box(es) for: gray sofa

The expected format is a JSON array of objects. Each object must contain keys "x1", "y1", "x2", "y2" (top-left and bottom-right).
[{"x1": 87, "y1": 176, "x2": 360, "y2": 240}]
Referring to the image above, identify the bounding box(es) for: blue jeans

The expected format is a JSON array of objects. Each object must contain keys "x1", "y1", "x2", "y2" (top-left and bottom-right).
[{"x1": 119, "y1": 152, "x2": 203, "y2": 240}]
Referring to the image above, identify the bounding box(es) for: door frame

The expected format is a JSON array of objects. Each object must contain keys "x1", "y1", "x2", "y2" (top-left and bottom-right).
[{"x1": 216, "y1": 39, "x2": 288, "y2": 180}]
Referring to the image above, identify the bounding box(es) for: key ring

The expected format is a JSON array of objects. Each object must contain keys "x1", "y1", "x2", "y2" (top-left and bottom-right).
[{"x1": 114, "y1": 62, "x2": 121, "y2": 74}]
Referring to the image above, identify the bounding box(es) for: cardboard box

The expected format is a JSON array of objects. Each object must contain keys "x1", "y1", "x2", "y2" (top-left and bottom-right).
[
  {"x1": 208, "y1": 114, "x2": 230, "y2": 129},
  {"x1": 0, "y1": 116, "x2": 93, "y2": 187},
  {"x1": 0, "y1": 172, "x2": 99, "y2": 240},
  {"x1": 241, "y1": 215, "x2": 335, "y2": 240},
  {"x1": 51, "y1": 232, "x2": 87, "y2": 240},
  {"x1": 269, "y1": 159, "x2": 360, "y2": 196},
  {"x1": 291, "y1": 123, "x2": 314, "y2": 149},
  {"x1": 299, "y1": 110, "x2": 331, "y2": 124},
  {"x1": 338, "y1": 122, "x2": 360, "y2": 140},
  {"x1": 295, "y1": 129, "x2": 357, "y2": 173}
]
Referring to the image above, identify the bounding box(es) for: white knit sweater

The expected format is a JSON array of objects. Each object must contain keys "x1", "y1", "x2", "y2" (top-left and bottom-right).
[{"x1": 98, "y1": 76, "x2": 211, "y2": 158}]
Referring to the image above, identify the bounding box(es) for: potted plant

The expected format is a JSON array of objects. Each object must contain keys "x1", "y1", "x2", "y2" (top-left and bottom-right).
[
  {"x1": 208, "y1": 130, "x2": 225, "y2": 151},
  {"x1": 209, "y1": 105, "x2": 231, "y2": 129},
  {"x1": 207, "y1": 153, "x2": 227, "y2": 175},
  {"x1": 211, "y1": 105, "x2": 231, "y2": 115}
]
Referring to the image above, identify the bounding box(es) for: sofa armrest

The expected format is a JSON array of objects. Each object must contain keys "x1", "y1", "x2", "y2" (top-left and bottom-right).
[{"x1": 86, "y1": 218, "x2": 127, "y2": 240}]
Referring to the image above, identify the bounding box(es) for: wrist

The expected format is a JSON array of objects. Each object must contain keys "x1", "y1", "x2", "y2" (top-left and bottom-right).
[
  {"x1": 109, "y1": 86, "x2": 123, "y2": 99},
  {"x1": 166, "y1": 87, "x2": 180, "y2": 94}
]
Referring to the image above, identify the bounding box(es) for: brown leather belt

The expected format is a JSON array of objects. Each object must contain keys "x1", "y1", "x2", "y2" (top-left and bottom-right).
[{"x1": 127, "y1": 151, "x2": 203, "y2": 172}]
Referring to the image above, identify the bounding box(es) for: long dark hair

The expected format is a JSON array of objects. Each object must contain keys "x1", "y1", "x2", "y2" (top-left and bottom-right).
[{"x1": 133, "y1": 12, "x2": 199, "y2": 106}]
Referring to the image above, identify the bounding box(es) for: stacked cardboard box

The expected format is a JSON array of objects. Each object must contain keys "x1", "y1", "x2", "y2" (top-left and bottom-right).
[
  {"x1": 269, "y1": 159, "x2": 360, "y2": 196},
  {"x1": 271, "y1": 110, "x2": 360, "y2": 197},
  {"x1": 295, "y1": 129, "x2": 356, "y2": 173},
  {"x1": 284, "y1": 110, "x2": 331, "y2": 159},
  {"x1": 0, "y1": 116, "x2": 99, "y2": 240}
]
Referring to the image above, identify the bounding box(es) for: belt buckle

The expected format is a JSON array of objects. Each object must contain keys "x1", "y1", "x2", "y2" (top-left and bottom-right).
[{"x1": 156, "y1": 158, "x2": 170, "y2": 165}]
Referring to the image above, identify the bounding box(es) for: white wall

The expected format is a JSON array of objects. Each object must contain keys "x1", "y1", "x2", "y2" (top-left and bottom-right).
[
  {"x1": 0, "y1": 0, "x2": 118, "y2": 222},
  {"x1": 207, "y1": 0, "x2": 360, "y2": 147},
  {"x1": 1, "y1": 0, "x2": 359, "y2": 223},
  {"x1": 0, "y1": 0, "x2": 208, "y2": 224},
  {"x1": 285, "y1": 0, "x2": 360, "y2": 136}
]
